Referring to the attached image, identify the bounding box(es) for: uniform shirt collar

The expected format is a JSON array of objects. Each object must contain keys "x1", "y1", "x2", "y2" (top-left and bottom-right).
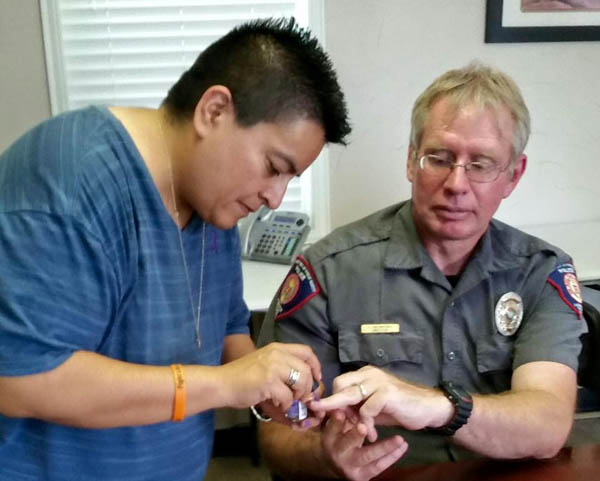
[
  {"x1": 383, "y1": 200, "x2": 428, "y2": 270},
  {"x1": 473, "y1": 220, "x2": 531, "y2": 274},
  {"x1": 383, "y1": 202, "x2": 523, "y2": 280}
]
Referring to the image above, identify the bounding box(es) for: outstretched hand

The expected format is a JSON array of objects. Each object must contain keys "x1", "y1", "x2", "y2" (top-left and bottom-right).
[
  {"x1": 320, "y1": 409, "x2": 407, "y2": 481},
  {"x1": 310, "y1": 366, "x2": 450, "y2": 441}
]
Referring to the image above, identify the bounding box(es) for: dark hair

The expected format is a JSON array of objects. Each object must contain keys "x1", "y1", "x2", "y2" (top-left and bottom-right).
[{"x1": 163, "y1": 17, "x2": 350, "y2": 145}]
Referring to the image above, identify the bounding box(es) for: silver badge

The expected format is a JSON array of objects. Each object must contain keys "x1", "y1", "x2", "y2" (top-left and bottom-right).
[{"x1": 495, "y1": 292, "x2": 523, "y2": 336}]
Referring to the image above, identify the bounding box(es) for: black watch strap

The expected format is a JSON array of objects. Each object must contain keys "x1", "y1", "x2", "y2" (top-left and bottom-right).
[{"x1": 434, "y1": 381, "x2": 473, "y2": 436}]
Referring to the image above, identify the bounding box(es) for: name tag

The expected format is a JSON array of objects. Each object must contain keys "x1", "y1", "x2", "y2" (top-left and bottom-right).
[{"x1": 360, "y1": 323, "x2": 400, "y2": 334}]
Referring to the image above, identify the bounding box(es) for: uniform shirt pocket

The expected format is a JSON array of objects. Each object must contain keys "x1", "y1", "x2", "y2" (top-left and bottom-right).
[
  {"x1": 338, "y1": 325, "x2": 424, "y2": 367},
  {"x1": 476, "y1": 336, "x2": 515, "y2": 373}
]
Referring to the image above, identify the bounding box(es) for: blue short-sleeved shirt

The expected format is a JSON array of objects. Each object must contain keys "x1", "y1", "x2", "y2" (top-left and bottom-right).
[{"x1": 0, "y1": 107, "x2": 250, "y2": 480}]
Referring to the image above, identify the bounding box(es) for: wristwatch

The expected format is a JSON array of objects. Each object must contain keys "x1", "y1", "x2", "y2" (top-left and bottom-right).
[{"x1": 435, "y1": 381, "x2": 473, "y2": 436}]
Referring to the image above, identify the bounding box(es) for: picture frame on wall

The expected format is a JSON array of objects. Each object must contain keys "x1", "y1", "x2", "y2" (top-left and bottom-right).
[{"x1": 485, "y1": 0, "x2": 600, "y2": 43}]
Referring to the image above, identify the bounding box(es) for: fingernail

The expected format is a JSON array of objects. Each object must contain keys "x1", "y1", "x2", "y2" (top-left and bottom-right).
[
  {"x1": 302, "y1": 419, "x2": 312, "y2": 428},
  {"x1": 313, "y1": 392, "x2": 320, "y2": 402}
]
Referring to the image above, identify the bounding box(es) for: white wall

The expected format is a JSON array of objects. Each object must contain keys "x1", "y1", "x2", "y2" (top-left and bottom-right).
[
  {"x1": 324, "y1": 0, "x2": 600, "y2": 230},
  {"x1": 0, "y1": 0, "x2": 51, "y2": 150}
]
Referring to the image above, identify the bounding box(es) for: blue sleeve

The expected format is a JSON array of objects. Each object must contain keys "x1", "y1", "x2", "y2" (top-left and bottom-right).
[
  {"x1": 225, "y1": 229, "x2": 251, "y2": 336},
  {"x1": 0, "y1": 212, "x2": 118, "y2": 376}
]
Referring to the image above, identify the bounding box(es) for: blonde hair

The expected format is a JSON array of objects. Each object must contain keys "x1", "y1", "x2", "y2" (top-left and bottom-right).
[{"x1": 409, "y1": 62, "x2": 530, "y2": 161}]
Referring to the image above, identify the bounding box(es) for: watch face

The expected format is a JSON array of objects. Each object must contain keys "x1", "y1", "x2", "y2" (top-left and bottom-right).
[
  {"x1": 444, "y1": 382, "x2": 461, "y2": 396},
  {"x1": 453, "y1": 387, "x2": 472, "y2": 403},
  {"x1": 437, "y1": 382, "x2": 473, "y2": 435},
  {"x1": 459, "y1": 392, "x2": 473, "y2": 403},
  {"x1": 442, "y1": 382, "x2": 473, "y2": 409}
]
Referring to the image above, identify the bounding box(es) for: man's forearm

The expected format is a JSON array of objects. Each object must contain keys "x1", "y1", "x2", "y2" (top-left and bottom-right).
[
  {"x1": 0, "y1": 350, "x2": 226, "y2": 428},
  {"x1": 259, "y1": 422, "x2": 338, "y2": 480},
  {"x1": 453, "y1": 388, "x2": 574, "y2": 459},
  {"x1": 313, "y1": 361, "x2": 577, "y2": 463}
]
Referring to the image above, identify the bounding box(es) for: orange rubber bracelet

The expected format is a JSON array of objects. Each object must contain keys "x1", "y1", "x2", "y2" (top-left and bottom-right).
[{"x1": 170, "y1": 364, "x2": 186, "y2": 422}]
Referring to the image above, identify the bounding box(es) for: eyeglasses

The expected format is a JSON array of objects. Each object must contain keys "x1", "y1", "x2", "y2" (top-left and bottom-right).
[{"x1": 418, "y1": 154, "x2": 509, "y2": 183}]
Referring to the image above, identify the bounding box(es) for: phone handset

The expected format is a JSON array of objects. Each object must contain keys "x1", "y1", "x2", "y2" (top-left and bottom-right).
[{"x1": 240, "y1": 206, "x2": 272, "y2": 258}]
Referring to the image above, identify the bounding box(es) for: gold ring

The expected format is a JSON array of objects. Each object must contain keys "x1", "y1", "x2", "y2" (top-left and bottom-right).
[{"x1": 358, "y1": 383, "x2": 368, "y2": 399}]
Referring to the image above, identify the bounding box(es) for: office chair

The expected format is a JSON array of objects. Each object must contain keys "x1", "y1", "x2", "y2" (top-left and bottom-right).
[{"x1": 577, "y1": 300, "x2": 600, "y2": 412}]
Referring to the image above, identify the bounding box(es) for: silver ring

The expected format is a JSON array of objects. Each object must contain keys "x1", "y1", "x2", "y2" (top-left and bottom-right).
[
  {"x1": 287, "y1": 368, "x2": 301, "y2": 387},
  {"x1": 358, "y1": 383, "x2": 368, "y2": 399}
]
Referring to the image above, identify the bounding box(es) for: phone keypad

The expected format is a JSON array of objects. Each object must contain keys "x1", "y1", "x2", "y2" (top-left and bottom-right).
[{"x1": 254, "y1": 224, "x2": 300, "y2": 258}]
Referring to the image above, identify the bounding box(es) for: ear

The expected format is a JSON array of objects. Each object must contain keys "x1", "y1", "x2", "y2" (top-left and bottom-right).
[
  {"x1": 406, "y1": 146, "x2": 417, "y2": 183},
  {"x1": 502, "y1": 154, "x2": 527, "y2": 198},
  {"x1": 192, "y1": 85, "x2": 234, "y2": 138}
]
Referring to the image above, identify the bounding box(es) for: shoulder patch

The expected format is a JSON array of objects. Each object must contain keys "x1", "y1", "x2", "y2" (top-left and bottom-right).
[
  {"x1": 546, "y1": 263, "x2": 583, "y2": 319},
  {"x1": 275, "y1": 255, "x2": 321, "y2": 321}
]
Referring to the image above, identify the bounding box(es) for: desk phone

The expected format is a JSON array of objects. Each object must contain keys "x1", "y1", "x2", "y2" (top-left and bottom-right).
[{"x1": 239, "y1": 206, "x2": 310, "y2": 265}]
